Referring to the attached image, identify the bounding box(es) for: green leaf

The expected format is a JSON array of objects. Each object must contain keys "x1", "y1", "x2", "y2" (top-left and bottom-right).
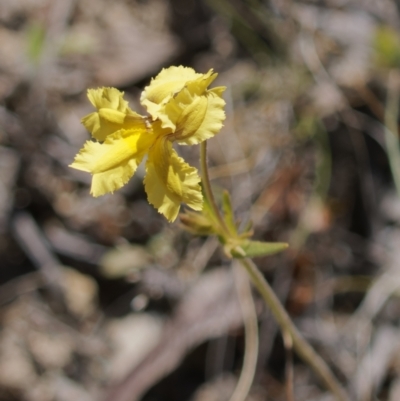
[
  {"x1": 222, "y1": 190, "x2": 236, "y2": 235},
  {"x1": 202, "y1": 193, "x2": 220, "y2": 228},
  {"x1": 231, "y1": 240, "x2": 288, "y2": 258},
  {"x1": 239, "y1": 219, "x2": 253, "y2": 238},
  {"x1": 180, "y1": 210, "x2": 215, "y2": 236}
]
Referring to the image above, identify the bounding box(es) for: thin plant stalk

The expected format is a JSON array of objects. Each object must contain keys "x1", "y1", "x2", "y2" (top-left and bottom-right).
[
  {"x1": 384, "y1": 70, "x2": 400, "y2": 198},
  {"x1": 283, "y1": 329, "x2": 294, "y2": 401},
  {"x1": 239, "y1": 257, "x2": 350, "y2": 401},
  {"x1": 229, "y1": 262, "x2": 259, "y2": 401},
  {"x1": 200, "y1": 140, "x2": 350, "y2": 401},
  {"x1": 200, "y1": 141, "x2": 230, "y2": 236}
]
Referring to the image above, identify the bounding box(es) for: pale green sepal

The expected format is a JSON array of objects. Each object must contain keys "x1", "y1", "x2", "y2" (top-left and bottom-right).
[
  {"x1": 231, "y1": 240, "x2": 288, "y2": 259},
  {"x1": 179, "y1": 210, "x2": 215, "y2": 236},
  {"x1": 222, "y1": 190, "x2": 236, "y2": 235}
]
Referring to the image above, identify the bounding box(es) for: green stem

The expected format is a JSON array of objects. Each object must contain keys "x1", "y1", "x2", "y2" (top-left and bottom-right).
[
  {"x1": 229, "y1": 262, "x2": 259, "y2": 401},
  {"x1": 200, "y1": 141, "x2": 230, "y2": 236},
  {"x1": 239, "y1": 257, "x2": 350, "y2": 401},
  {"x1": 200, "y1": 140, "x2": 349, "y2": 401},
  {"x1": 282, "y1": 329, "x2": 294, "y2": 401},
  {"x1": 384, "y1": 70, "x2": 400, "y2": 198}
]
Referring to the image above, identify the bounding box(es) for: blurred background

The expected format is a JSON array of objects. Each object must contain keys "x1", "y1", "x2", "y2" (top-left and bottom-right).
[{"x1": 1, "y1": 0, "x2": 400, "y2": 400}]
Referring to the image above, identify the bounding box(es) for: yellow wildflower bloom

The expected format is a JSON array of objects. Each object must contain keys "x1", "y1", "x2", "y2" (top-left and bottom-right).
[
  {"x1": 81, "y1": 87, "x2": 146, "y2": 141},
  {"x1": 70, "y1": 66, "x2": 226, "y2": 222},
  {"x1": 141, "y1": 66, "x2": 226, "y2": 145},
  {"x1": 144, "y1": 136, "x2": 203, "y2": 221}
]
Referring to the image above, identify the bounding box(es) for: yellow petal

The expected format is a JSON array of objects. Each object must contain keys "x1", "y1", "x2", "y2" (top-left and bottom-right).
[
  {"x1": 140, "y1": 66, "x2": 225, "y2": 144},
  {"x1": 83, "y1": 88, "x2": 147, "y2": 142},
  {"x1": 185, "y1": 70, "x2": 218, "y2": 97},
  {"x1": 144, "y1": 137, "x2": 202, "y2": 222},
  {"x1": 175, "y1": 95, "x2": 208, "y2": 139},
  {"x1": 70, "y1": 128, "x2": 155, "y2": 197},
  {"x1": 81, "y1": 112, "x2": 101, "y2": 138},
  {"x1": 140, "y1": 67, "x2": 217, "y2": 124},
  {"x1": 140, "y1": 66, "x2": 202, "y2": 105},
  {"x1": 87, "y1": 88, "x2": 128, "y2": 111},
  {"x1": 154, "y1": 86, "x2": 225, "y2": 145},
  {"x1": 98, "y1": 108, "x2": 126, "y2": 125},
  {"x1": 173, "y1": 89, "x2": 226, "y2": 145}
]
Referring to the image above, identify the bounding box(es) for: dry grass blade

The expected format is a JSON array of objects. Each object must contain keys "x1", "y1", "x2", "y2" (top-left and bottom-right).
[
  {"x1": 351, "y1": 326, "x2": 400, "y2": 400},
  {"x1": 12, "y1": 213, "x2": 66, "y2": 301}
]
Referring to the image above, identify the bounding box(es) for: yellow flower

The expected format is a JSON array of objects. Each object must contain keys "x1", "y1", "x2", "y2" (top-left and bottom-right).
[
  {"x1": 81, "y1": 87, "x2": 146, "y2": 141},
  {"x1": 70, "y1": 66, "x2": 226, "y2": 222},
  {"x1": 141, "y1": 66, "x2": 226, "y2": 145}
]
